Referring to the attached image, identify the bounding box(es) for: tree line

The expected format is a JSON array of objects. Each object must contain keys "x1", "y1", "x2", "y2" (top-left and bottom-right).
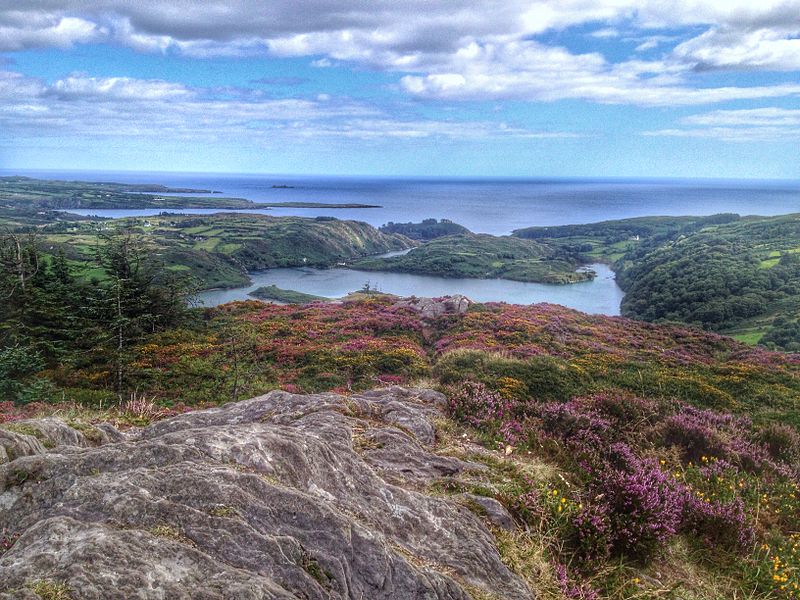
[{"x1": 0, "y1": 230, "x2": 196, "y2": 404}]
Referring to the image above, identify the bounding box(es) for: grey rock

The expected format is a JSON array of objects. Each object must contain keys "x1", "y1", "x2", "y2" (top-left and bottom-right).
[
  {"x1": 394, "y1": 296, "x2": 472, "y2": 321},
  {"x1": 0, "y1": 429, "x2": 46, "y2": 464},
  {"x1": 461, "y1": 494, "x2": 517, "y2": 532},
  {"x1": 0, "y1": 388, "x2": 532, "y2": 600},
  {"x1": 0, "y1": 418, "x2": 119, "y2": 462}
]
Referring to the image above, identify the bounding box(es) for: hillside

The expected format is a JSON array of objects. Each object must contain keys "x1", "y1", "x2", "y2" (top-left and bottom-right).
[
  {"x1": 514, "y1": 213, "x2": 800, "y2": 350},
  {"x1": 4, "y1": 212, "x2": 413, "y2": 290},
  {"x1": 380, "y1": 218, "x2": 471, "y2": 240},
  {"x1": 351, "y1": 233, "x2": 591, "y2": 284},
  {"x1": 617, "y1": 214, "x2": 800, "y2": 348},
  {"x1": 0, "y1": 176, "x2": 257, "y2": 209},
  {"x1": 2, "y1": 296, "x2": 798, "y2": 599}
]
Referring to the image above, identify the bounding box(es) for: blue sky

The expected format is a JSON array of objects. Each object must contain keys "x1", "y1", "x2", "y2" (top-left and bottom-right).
[{"x1": 1, "y1": 1, "x2": 799, "y2": 178}]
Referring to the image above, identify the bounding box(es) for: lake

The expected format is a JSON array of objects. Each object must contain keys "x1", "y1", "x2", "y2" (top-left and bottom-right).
[{"x1": 197, "y1": 263, "x2": 625, "y2": 315}]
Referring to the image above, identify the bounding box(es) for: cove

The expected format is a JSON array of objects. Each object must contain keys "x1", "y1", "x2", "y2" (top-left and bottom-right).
[{"x1": 197, "y1": 263, "x2": 625, "y2": 315}]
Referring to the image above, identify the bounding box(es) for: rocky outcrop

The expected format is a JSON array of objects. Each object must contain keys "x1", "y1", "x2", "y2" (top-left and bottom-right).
[
  {"x1": 0, "y1": 388, "x2": 532, "y2": 600},
  {"x1": 394, "y1": 295, "x2": 472, "y2": 320}
]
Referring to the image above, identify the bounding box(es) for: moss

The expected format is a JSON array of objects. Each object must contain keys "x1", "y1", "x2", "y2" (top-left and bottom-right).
[
  {"x1": 65, "y1": 420, "x2": 104, "y2": 444},
  {"x1": 7, "y1": 466, "x2": 33, "y2": 487},
  {"x1": 299, "y1": 551, "x2": 334, "y2": 590},
  {"x1": 149, "y1": 525, "x2": 186, "y2": 543},
  {"x1": 209, "y1": 505, "x2": 237, "y2": 518},
  {"x1": 27, "y1": 580, "x2": 73, "y2": 600},
  {"x1": 351, "y1": 432, "x2": 384, "y2": 452},
  {"x1": 1, "y1": 423, "x2": 55, "y2": 449}
]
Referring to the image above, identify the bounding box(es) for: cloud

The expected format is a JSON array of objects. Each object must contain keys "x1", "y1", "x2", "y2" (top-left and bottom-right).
[
  {"x1": 683, "y1": 108, "x2": 800, "y2": 127},
  {"x1": 643, "y1": 126, "x2": 800, "y2": 141},
  {"x1": 250, "y1": 76, "x2": 308, "y2": 86},
  {"x1": 673, "y1": 27, "x2": 800, "y2": 71},
  {"x1": 2, "y1": 2, "x2": 800, "y2": 106},
  {"x1": 46, "y1": 74, "x2": 192, "y2": 101},
  {"x1": 589, "y1": 28, "x2": 620, "y2": 39},
  {"x1": 0, "y1": 69, "x2": 579, "y2": 144},
  {"x1": 644, "y1": 107, "x2": 800, "y2": 141},
  {"x1": 399, "y1": 41, "x2": 800, "y2": 105},
  {"x1": 0, "y1": 15, "x2": 102, "y2": 51}
]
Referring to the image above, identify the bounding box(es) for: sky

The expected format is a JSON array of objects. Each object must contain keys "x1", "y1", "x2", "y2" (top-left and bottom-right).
[{"x1": 1, "y1": 1, "x2": 799, "y2": 178}]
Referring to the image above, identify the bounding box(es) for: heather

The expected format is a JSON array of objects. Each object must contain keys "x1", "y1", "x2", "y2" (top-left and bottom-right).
[{"x1": 2, "y1": 295, "x2": 799, "y2": 597}]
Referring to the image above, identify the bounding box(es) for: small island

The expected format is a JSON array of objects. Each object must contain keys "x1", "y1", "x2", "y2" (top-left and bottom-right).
[{"x1": 249, "y1": 285, "x2": 327, "y2": 304}]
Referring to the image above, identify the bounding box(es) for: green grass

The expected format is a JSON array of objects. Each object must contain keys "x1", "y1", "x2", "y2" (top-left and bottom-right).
[
  {"x1": 194, "y1": 238, "x2": 221, "y2": 251},
  {"x1": 731, "y1": 330, "x2": 766, "y2": 345},
  {"x1": 759, "y1": 258, "x2": 780, "y2": 268}
]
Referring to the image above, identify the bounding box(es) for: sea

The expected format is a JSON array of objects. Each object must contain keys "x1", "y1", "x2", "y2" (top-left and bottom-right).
[{"x1": 6, "y1": 169, "x2": 800, "y2": 314}]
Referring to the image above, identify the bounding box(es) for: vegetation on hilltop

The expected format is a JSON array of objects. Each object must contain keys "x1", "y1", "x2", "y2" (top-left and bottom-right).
[
  {"x1": 0, "y1": 176, "x2": 258, "y2": 209},
  {"x1": 617, "y1": 214, "x2": 800, "y2": 347},
  {"x1": 515, "y1": 213, "x2": 800, "y2": 350},
  {"x1": 0, "y1": 212, "x2": 413, "y2": 290},
  {"x1": 352, "y1": 233, "x2": 592, "y2": 284},
  {"x1": 513, "y1": 214, "x2": 740, "y2": 264},
  {"x1": 380, "y1": 218, "x2": 470, "y2": 240}
]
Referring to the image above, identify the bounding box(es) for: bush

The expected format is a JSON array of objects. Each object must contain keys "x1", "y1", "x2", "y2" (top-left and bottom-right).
[
  {"x1": 573, "y1": 446, "x2": 685, "y2": 562},
  {"x1": 755, "y1": 423, "x2": 800, "y2": 467},
  {"x1": 435, "y1": 350, "x2": 590, "y2": 402}
]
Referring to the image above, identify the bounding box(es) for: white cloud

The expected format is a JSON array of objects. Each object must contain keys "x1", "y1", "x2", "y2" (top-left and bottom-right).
[
  {"x1": 0, "y1": 69, "x2": 578, "y2": 143},
  {"x1": 589, "y1": 28, "x2": 620, "y2": 39},
  {"x1": 673, "y1": 27, "x2": 800, "y2": 71},
  {"x1": 683, "y1": 108, "x2": 800, "y2": 127},
  {"x1": 643, "y1": 126, "x2": 800, "y2": 141},
  {"x1": 644, "y1": 107, "x2": 800, "y2": 141},
  {"x1": 400, "y1": 41, "x2": 800, "y2": 105},
  {"x1": 47, "y1": 74, "x2": 192, "y2": 101},
  {"x1": 1, "y1": 2, "x2": 800, "y2": 105},
  {"x1": 0, "y1": 15, "x2": 101, "y2": 51}
]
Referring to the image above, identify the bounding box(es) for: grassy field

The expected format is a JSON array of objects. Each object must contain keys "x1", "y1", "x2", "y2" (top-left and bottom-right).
[{"x1": 1, "y1": 211, "x2": 413, "y2": 290}]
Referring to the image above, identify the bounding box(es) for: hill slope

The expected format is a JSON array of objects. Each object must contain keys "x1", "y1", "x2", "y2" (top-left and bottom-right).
[
  {"x1": 3, "y1": 295, "x2": 798, "y2": 598},
  {"x1": 515, "y1": 213, "x2": 800, "y2": 349}
]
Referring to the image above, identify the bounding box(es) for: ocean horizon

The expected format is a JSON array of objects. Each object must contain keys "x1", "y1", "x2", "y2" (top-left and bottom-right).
[{"x1": 5, "y1": 168, "x2": 799, "y2": 236}]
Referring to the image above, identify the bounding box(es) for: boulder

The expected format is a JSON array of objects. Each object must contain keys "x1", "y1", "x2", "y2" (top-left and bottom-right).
[
  {"x1": 0, "y1": 388, "x2": 531, "y2": 600},
  {"x1": 394, "y1": 296, "x2": 472, "y2": 320}
]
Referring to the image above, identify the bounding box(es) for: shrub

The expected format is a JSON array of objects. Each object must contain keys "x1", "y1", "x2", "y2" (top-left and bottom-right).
[
  {"x1": 435, "y1": 350, "x2": 589, "y2": 402},
  {"x1": 573, "y1": 445, "x2": 685, "y2": 562},
  {"x1": 684, "y1": 495, "x2": 754, "y2": 552},
  {"x1": 756, "y1": 423, "x2": 800, "y2": 467}
]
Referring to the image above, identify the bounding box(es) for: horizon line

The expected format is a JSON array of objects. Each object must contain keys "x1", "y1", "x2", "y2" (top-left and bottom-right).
[{"x1": 2, "y1": 167, "x2": 799, "y2": 185}]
